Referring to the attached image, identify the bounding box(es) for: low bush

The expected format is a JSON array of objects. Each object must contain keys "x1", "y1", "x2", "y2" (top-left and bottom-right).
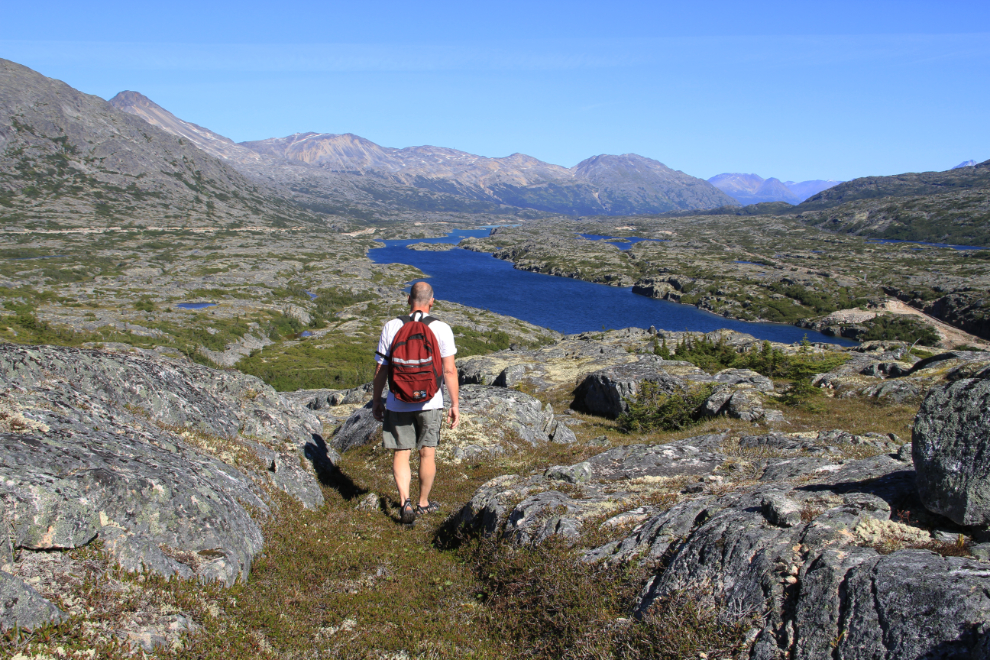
[
  {"x1": 451, "y1": 325, "x2": 513, "y2": 358},
  {"x1": 468, "y1": 535, "x2": 751, "y2": 659},
  {"x1": 307, "y1": 287, "x2": 377, "y2": 328},
  {"x1": 669, "y1": 334, "x2": 849, "y2": 380},
  {"x1": 859, "y1": 315, "x2": 940, "y2": 346},
  {"x1": 618, "y1": 382, "x2": 717, "y2": 433}
]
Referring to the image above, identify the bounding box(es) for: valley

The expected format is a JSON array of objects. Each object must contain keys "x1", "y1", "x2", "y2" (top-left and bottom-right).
[{"x1": 2, "y1": 55, "x2": 990, "y2": 660}]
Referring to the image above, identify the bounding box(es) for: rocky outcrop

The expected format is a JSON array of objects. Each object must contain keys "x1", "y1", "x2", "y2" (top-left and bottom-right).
[
  {"x1": 812, "y1": 345, "x2": 990, "y2": 405},
  {"x1": 923, "y1": 291, "x2": 990, "y2": 341},
  {"x1": 0, "y1": 571, "x2": 66, "y2": 632},
  {"x1": 458, "y1": 425, "x2": 990, "y2": 659},
  {"x1": 458, "y1": 433, "x2": 727, "y2": 542},
  {"x1": 330, "y1": 384, "x2": 574, "y2": 462},
  {"x1": 0, "y1": 343, "x2": 332, "y2": 630},
  {"x1": 456, "y1": 329, "x2": 644, "y2": 392},
  {"x1": 631, "y1": 276, "x2": 680, "y2": 301},
  {"x1": 913, "y1": 364, "x2": 990, "y2": 525},
  {"x1": 407, "y1": 242, "x2": 456, "y2": 251},
  {"x1": 574, "y1": 357, "x2": 712, "y2": 418}
]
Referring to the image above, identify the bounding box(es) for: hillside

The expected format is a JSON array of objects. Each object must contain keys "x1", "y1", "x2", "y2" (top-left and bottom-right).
[
  {"x1": 792, "y1": 159, "x2": 990, "y2": 246},
  {"x1": 0, "y1": 60, "x2": 319, "y2": 229}
]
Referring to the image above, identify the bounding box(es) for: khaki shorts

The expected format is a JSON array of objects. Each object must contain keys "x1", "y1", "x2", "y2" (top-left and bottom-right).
[{"x1": 382, "y1": 408, "x2": 443, "y2": 450}]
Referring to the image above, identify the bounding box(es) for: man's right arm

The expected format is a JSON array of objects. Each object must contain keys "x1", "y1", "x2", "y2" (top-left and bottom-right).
[
  {"x1": 372, "y1": 321, "x2": 392, "y2": 422},
  {"x1": 371, "y1": 363, "x2": 388, "y2": 422}
]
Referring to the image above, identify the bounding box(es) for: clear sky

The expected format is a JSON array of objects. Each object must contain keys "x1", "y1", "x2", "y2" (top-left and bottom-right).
[{"x1": 3, "y1": 1, "x2": 988, "y2": 182}]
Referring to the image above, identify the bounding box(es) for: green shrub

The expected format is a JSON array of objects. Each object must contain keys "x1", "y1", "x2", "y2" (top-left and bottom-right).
[
  {"x1": 307, "y1": 287, "x2": 376, "y2": 328},
  {"x1": 618, "y1": 382, "x2": 716, "y2": 433},
  {"x1": 669, "y1": 335, "x2": 849, "y2": 380},
  {"x1": 778, "y1": 376, "x2": 826, "y2": 412},
  {"x1": 468, "y1": 534, "x2": 751, "y2": 659},
  {"x1": 859, "y1": 315, "x2": 941, "y2": 346}
]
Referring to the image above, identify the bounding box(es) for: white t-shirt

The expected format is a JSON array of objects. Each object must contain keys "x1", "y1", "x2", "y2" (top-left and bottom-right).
[{"x1": 375, "y1": 313, "x2": 456, "y2": 411}]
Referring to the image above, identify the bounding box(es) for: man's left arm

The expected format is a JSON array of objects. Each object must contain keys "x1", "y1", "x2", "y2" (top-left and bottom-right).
[{"x1": 441, "y1": 355, "x2": 459, "y2": 429}]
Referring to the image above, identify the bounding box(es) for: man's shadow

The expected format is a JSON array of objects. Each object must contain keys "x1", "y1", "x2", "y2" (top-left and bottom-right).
[{"x1": 304, "y1": 433, "x2": 366, "y2": 501}]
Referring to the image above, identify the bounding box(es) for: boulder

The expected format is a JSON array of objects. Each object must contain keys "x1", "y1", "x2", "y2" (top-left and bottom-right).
[
  {"x1": 712, "y1": 368, "x2": 774, "y2": 392},
  {"x1": 0, "y1": 343, "x2": 330, "y2": 586},
  {"x1": 574, "y1": 358, "x2": 711, "y2": 418},
  {"x1": 913, "y1": 371, "x2": 990, "y2": 525},
  {"x1": 458, "y1": 434, "x2": 726, "y2": 544},
  {"x1": 331, "y1": 400, "x2": 383, "y2": 452},
  {"x1": 0, "y1": 571, "x2": 65, "y2": 632},
  {"x1": 282, "y1": 383, "x2": 374, "y2": 411}
]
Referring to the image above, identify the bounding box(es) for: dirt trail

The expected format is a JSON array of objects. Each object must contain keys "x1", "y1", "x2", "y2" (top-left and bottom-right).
[
  {"x1": 823, "y1": 299, "x2": 988, "y2": 349},
  {"x1": 882, "y1": 299, "x2": 988, "y2": 349}
]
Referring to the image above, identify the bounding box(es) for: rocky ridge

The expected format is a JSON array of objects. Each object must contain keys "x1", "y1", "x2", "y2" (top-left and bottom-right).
[
  {"x1": 0, "y1": 343, "x2": 334, "y2": 637},
  {"x1": 456, "y1": 365, "x2": 990, "y2": 659},
  {"x1": 0, "y1": 59, "x2": 318, "y2": 229},
  {"x1": 110, "y1": 90, "x2": 737, "y2": 217}
]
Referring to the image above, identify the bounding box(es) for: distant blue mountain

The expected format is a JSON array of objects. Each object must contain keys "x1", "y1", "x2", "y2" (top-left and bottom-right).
[{"x1": 708, "y1": 173, "x2": 841, "y2": 205}]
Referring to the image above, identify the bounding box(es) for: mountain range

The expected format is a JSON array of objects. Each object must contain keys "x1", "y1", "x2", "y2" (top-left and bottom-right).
[
  {"x1": 3, "y1": 56, "x2": 983, "y2": 244},
  {"x1": 108, "y1": 91, "x2": 737, "y2": 217},
  {"x1": 0, "y1": 59, "x2": 319, "y2": 229},
  {"x1": 707, "y1": 173, "x2": 842, "y2": 205}
]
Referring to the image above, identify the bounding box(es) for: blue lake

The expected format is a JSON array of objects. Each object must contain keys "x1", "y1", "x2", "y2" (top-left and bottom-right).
[
  {"x1": 176, "y1": 302, "x2": 217, "y2": 310},
  {"x1": 369, "y1": 230, "x2": 855, "y2": 345}
]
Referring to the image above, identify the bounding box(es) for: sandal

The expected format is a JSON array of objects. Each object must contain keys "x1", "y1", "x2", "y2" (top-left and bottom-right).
[
  {"x1": 415, "y1": 501, "x2": 441, "y2": 515},
  {"x1": 400, "y1": 498, "x2": 417, "y2": 524}
]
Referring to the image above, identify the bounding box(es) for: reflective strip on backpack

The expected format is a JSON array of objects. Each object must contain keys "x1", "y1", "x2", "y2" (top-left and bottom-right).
[{"x1": 391, "y1": 356, "x2": 435, "y2": 366}]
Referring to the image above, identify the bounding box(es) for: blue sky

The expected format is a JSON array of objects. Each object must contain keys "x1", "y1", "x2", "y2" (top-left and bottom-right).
[{"x1": 3, "y1": 1, "x2": 988, "y2": 182}]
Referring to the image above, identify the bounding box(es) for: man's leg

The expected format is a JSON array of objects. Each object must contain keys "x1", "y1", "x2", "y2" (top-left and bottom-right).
[
  {"x1": 393, "y1": 449, "x2": 412, "y2": 505},
  {"x1": 418, "y1": 446, "x2": 436, "y2": 508}
]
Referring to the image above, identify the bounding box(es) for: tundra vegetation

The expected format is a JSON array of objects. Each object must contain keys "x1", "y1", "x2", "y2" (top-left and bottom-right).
[
  {"x1": 1, "y1": 344, "x2": 923, "y2": 659},
  {"x1": 3, "y1": 58, "x2": 990, "y2": 658},
  {"x1": 0, "y1": 215, "x2": 988, "y2": 659}
]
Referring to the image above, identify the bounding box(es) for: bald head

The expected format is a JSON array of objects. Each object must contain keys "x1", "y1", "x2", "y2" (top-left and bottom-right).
[{"x1": 409, "y1": 282, "x2": 434, "y2": 309}]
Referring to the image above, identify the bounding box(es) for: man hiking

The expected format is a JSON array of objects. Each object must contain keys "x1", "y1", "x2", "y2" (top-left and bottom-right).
[{"x1": 372, "y1": 281, "x2": 459, "y2": 524}]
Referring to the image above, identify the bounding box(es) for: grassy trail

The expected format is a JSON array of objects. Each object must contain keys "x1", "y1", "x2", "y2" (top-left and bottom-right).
[{"x1": 180, "y1": 444, "x2": 519, "y2": 659}]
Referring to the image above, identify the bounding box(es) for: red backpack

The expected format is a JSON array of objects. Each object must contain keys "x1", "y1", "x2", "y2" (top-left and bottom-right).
[{"x1": 383, "y1": 312, "x2": 444, "y2": 403}]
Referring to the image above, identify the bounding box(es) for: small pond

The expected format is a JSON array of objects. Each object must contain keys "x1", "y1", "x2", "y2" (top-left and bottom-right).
[{"x1": 176, "y1": 302, "x2": 217, "y2": 310}]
